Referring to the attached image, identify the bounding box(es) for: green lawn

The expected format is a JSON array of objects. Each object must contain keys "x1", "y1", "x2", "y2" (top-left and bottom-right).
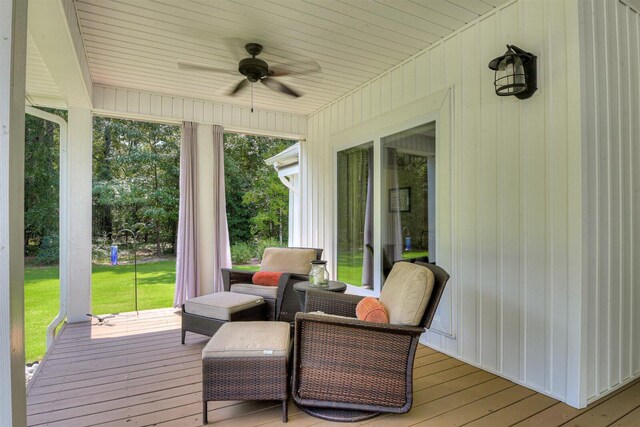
[
  {"x1": 25, "y1": 260, "x2": 176, "y2": 363},
  {"x1": 25, "y1": 260, "x2": 262, "y2": 363}
]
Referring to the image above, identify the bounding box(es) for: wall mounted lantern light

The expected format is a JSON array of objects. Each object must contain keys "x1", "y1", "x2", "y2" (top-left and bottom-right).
[{"x1": 488, "y1": 44, "x2": 537, "y2": 99}]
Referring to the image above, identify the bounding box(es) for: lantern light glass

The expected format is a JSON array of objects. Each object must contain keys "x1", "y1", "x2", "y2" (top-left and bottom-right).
[{"x1": 488, "y1": 45, "x2": 537, "y2": 99}]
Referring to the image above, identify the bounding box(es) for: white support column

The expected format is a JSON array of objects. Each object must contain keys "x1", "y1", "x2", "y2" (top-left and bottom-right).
[
  {"x1": 64, "y1": 107, "x2": 93, "y2": 322},
  {"x1": 0, "y1": 0, "x2": 28, "y2": 424}
]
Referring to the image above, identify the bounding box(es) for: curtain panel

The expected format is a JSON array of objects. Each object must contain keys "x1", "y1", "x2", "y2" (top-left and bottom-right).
[{"x1": 174, "y1": 122, "x2": 231, "y2": 307}]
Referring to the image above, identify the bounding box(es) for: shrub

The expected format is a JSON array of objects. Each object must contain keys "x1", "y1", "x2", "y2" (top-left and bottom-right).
[
  {"x1": 231, "y1": 242, "x2": 255, "y2": 265},
  {"x1": 35, "y1": 234, "x2": 59, "y2": 264},
  {"x1": 255, "y1": 238, "x2": 286, "y2": 259}
]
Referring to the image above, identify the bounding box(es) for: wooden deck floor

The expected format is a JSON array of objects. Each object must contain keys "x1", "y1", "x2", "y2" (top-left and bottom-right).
[{"x1": 26, "y1": 308, "x2": 640, "y2": 427}]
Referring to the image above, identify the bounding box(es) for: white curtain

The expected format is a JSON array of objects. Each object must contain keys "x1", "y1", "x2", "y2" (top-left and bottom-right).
[
  {"x1": 174, "y1": 122, "x2": 199, "y2": 306},
  {"x1": 174, "y1": 123, "x2": 231, "y2": 307},
  {"x1": 210, "y1": 125, "x2": 232, "y2": 292}
]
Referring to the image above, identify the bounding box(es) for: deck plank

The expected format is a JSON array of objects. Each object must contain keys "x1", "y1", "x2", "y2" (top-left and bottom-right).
[
  {"x1": 25, "y1": 308, "x2": 640, "y2": 427},
  {"x1": 609, "y1": 406, "x2": 640, "y2": 426},
  {"x1": 464, "y1": 393, "x2": 558, "y2": 426},
  {"x1": 560, "y1": 382, "x2": 640, "y2": 427}
]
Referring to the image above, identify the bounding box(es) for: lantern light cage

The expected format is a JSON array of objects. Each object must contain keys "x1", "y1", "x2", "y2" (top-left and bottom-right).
[{"x1": 488, "y1": 44, "x2": 537, "y2": 100}]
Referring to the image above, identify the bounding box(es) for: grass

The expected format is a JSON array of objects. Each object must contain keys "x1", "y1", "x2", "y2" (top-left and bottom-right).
[{"x1": 25, "y1": 260, "x2": 176, "y2": 363}]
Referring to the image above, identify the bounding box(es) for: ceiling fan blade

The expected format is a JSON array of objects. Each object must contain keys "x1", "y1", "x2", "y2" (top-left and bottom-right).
[
  {"x1": 261, "y1": 78, "x2": 301, "y2": 98},
  {"x1": 229, "y1": 79, "x2": 249, "y2": 96},
  {"x1": 178, "y1": 61, "x2": 237, "y2": 75},
  {"x1": 269, "y1": 59, "x2": 321, "y2": 77},
  {"x1": 223, "y1": 37, "x2": 248, "y2": 62}
]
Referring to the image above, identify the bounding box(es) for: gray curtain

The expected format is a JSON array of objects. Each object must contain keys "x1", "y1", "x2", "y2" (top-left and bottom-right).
[
  {"x1": 362, "y1": 147, "x2": 374, "y2": 288},
  {"x1": 386, "y1": 147, "x2": 403, "y2": 262},
  {"x1": 174, "y1": 122, "x2": 199, "y2": 306}
]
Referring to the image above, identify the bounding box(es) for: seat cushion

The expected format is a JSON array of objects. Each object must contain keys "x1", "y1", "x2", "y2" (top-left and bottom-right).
[
  {"x1": 379, "y1": 262, "x2": 435, "y2": 326},
  {"x1": 184, "y1": 292, "x2": 264, "y2": 321},
  {"x1": 231, "y1": 283, "x2": 279, "y2": 299},
  {"x1": 202, "y1": 321, "x2": 291, "y2": 358},
  {"x1": 260, "y1": 247, "x2": 317, "y2": 275}
]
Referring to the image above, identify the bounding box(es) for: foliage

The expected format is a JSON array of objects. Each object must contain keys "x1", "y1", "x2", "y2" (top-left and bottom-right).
[
  {"x1": 25, "y1": 113, "x2": 294, "y2": 263},
  {"x1": 255, "y1": 237, "x2": 286, "y2": 258},
  {"x1": 92, "y1": 117, "x2": 180, "y2": 256},
  {"x1": 24, "y1": 261, "x2": 176, "y2": 363},
  {"x1": 24, "y1": 110, "x2": 66, "y2": 258},
  {"x1": 224, "y1": 133, "x2": 293, "y2": 245},
  {"x1": 231, "y1": 242, "x2": 255, "y2": 264},
  {"x1": 35, "y1": 234, "x2": 59, "y2": 264}
]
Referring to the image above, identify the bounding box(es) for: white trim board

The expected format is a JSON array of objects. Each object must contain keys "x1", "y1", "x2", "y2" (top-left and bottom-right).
[{"x1": 92, "y1": 85, "x2": 308, "y2": 140}]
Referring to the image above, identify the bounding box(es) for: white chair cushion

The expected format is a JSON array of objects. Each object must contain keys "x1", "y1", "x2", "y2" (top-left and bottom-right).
[
  {"x1": 379, "y1": 262, "x2": 435, "y2": 326},
  {"x1": 260, "y1": 247, "x2": 317, "y2": 275},
  {"x1": 184, "y1": 291, "x2": 264, "y2": 321},
  {"x1": 231, "y1": 283, "x2": 278, "y2": 299},
  {"x1": 202, "y1": 321, "x2": 291, "y2": 359}
]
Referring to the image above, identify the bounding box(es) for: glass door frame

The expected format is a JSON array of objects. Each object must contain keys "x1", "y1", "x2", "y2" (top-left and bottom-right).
[
  {"x1": 333, "y1": 112, "x2": 440, "y2": 295},
  {"x1": 331, "y1": 87, "x2": 454, "y2": 339}
]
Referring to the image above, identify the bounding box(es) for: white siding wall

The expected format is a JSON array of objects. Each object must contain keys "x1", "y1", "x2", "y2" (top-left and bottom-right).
[
  {"x1": 92, "y1": 85, "x2": 308, "y2": 140},
  {"x1": 301, "y1": 0, "x2": 586, "y2": 406},
  {"x1": 580, "y1": 0, "x2": 640, "y2": 404}
]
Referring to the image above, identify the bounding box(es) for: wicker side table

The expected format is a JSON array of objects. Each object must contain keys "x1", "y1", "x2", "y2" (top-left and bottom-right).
[{"x1": 293, "y1": 280, "x2": 347, "y2": 312}]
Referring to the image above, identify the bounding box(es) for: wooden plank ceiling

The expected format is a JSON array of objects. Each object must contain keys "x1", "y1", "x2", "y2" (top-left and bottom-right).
[{"x1": 29, "y1": 0, "x2": 507, "y2": 115}]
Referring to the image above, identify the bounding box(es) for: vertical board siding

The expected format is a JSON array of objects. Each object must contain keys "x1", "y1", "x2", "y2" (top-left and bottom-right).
[
  {"x1": 581, "y1": 0, "x2": 640, "y2": 403},
  {"x1": 92, "y1": 85, "x2": 307, "y2": 140},
  {"x1": 301, "y1": 0, "x2": 583, "y2": 406}
]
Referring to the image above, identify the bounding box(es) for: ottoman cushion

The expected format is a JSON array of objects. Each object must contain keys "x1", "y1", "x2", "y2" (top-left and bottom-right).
[
  {"x1": 185, "y1": 292, "x2": 264, "y2": 321},
  {"x1": 231, "y1": 283, "x2": 279, "y2": 299},
  {"x1": 202, "y1": 321, "x2": 290, "y2": 359}
]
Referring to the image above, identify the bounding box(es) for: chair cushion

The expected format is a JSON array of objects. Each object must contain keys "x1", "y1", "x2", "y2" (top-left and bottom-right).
[
  {"x1": 356, "y1": 297, "x2": 389, "y2": 323},
  {"x1": 231, "y1": 283, "x2": 278, "y2": 299},
  {"x1": 184, "y1": 292, "x2": 264, "y2": 321},
  {"x1": 202, "y1": 321, "x2": 291, "y2": 358},
  {"x1": 260, "y1": 247, "x2": 317, "y2": 275},
  {"x1": 252, "y1": 271, "x2": 283, "y2": 286},
  {"x1": 379, "y1": 262, "x2": 435, "y2": 326}
]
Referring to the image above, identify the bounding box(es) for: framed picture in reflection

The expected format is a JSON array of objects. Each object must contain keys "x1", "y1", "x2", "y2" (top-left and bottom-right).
[{"x1": 389, "y1": 187, "x2": 411, "y2": 212}]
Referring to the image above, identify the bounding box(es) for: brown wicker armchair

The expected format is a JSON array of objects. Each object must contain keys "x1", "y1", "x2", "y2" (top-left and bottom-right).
[
  {"x1": 221, "y1": 247, "x2": 323, "y2": 322},
  {"x1": 291, "y1": 261, "x2": 450, "y2": 421}
]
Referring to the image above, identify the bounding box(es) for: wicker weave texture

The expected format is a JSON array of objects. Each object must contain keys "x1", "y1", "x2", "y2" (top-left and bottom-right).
[
  {"x1": 296, "y1": 319, "x2": 413, "y2": 408},
  {"x1": 202, "y1": 356, "x2": 288, "y2": 401}
]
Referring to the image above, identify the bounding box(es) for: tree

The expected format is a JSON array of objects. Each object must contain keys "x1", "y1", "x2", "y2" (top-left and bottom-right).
[
  {"x1": 92, "y1": 118, "x2": 180, "y2": 255},
  {"x1": 223, "y1": 133, "x2": 293, "y2": 244},
  {"x1": 24, "y1": 109, "x2": 66, "y2": 259}
]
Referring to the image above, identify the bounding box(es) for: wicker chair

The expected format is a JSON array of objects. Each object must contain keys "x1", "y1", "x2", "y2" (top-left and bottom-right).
[
  {"x1": 221, "y1": 247, "x2": 323, "y2": 322},
  {"x1": 291, "y1": 261, "x2": 450, "y2": 421}
]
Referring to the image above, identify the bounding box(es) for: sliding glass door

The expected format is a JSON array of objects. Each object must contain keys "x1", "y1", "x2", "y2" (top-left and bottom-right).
[
  {"x1": 381, "y1": 122, "x2": 436, "y2": 284},
  {"x1": 335, "y1": 122, "x2": 436, "y2": 290}
]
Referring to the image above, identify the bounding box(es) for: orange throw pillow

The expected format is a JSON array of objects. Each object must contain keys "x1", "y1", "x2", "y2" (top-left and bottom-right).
[
  {"x1": 252, "y1": 271, "x2": 283, "y2": 286},
  {"x1": 356, "y1": 297, "x2": 389, "y2": 323}
]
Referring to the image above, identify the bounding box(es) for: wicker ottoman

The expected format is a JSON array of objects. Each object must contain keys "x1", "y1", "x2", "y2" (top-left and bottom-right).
[
  {"x1": 202, "y1": 321, "x2": 291, "y2": 423},
  {"x1": 181, "y1": 292, "x2": 266, "y2": 344}
]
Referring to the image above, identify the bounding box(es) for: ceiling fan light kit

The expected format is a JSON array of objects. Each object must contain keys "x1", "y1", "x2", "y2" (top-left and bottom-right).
[{"x1": 178, "y1": 42, "x2": 320, "y2": 112}]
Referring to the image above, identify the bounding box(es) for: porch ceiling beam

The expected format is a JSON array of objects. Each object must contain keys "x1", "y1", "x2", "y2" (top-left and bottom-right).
[
  {"x1": 0, "y1": 0, "x2": 28, "y2": 424},
  {"x1": 92, "y1": 85, "x2": 308, "y2": 140},
  {"x1": 28, "y1": 0, "x2": 92, "y2": 108}
]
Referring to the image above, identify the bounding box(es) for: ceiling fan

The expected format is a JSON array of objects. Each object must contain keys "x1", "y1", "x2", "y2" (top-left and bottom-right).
[{"x1": 178, "y1": 42, "x2": 320, "y2": 111}]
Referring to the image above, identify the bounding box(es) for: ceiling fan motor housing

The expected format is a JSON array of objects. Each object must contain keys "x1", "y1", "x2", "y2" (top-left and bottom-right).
[{"x1": 238, "y1": 57, "x2": 269, "y2": 82}]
